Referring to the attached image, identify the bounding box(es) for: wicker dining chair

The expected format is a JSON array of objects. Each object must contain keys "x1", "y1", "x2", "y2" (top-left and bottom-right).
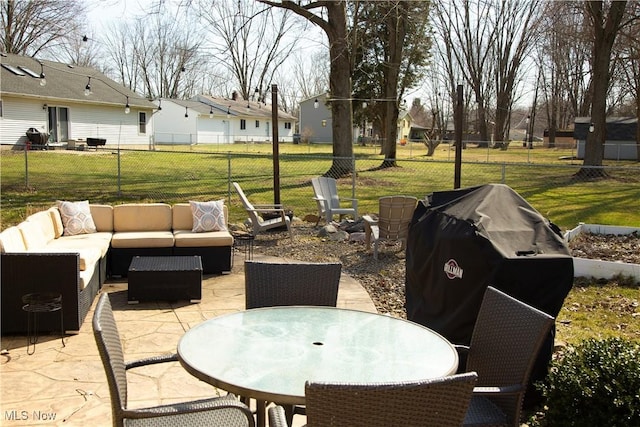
[
  {"x1": 268, "y1": 373, "x2": 478, "y2": 427},
  {"x1": 92, "y1": 293, "x2": 255, "y2": 427},
  {"x1": 244, "y1": 260, "x2": 342, "y2": 309},
  {"x1": 244, "y1": 259, "x2": 342, "y2": 424},
  {"x1": 459, "y1": 286, "x2": 555, "y2": 427}
]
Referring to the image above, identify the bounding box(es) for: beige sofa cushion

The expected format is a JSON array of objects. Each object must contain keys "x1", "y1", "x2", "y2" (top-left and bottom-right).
[
  {"x1": 0, "y1": 226, "x2": 27, "y2": 253},
  {"x1": 13, "y1": 220, "x2": 101, "y2": 271},
  {"x1": 173, "y1": 230, "x2": 234, "y2": 247},
  {"x1": 49, "y1": 207, "x2": 65, "y2": 238},
  {"x1": 49, "y1": 233, "x2": 113, "y2": 258},
  {"x1": 110, "y1": 231, "x2": 175, "y2": 248},
  {"x1": 25, "y1": 246, "x2": 101, "y2": 271},
  {"x1": 114, "y1": 203, "x2": 172, "y2": 232},
  {"x1": 17, "y1": 221, "x2": 49, "y2": 250},
  {"x1": 90, "y1": 205, "x2": 114, "y2": 232},
  {"x1": 26, "y1": 210, "x2": 57, "y2": 244}
]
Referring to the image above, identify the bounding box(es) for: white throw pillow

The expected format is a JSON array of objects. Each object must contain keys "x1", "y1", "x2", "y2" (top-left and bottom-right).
[
  {"x1": 190, "y1": 200, "x2": 227, "y2": 232},
  {"x1": 57, "y1": 200, "x2": 97, "y2": 236}
]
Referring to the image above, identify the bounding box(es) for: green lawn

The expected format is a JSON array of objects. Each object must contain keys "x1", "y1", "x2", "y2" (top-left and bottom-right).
[{"x1": 1, "y1": 142, "x2": 639, "y2": 229}]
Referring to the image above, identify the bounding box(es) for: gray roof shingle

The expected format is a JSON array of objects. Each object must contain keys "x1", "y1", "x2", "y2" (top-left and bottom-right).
[{"x1": 0, "y1": 53, "x2": 154, "y2": 109}]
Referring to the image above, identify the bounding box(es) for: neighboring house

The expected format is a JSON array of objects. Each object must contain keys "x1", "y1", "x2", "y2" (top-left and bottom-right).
[
  {"x1": 153, "y1": 93, "x2": 297, "y2": 145},
  {"x1": 299, "y1": 95, "x2": 333, "y2": 143},
  {"x1": 397, "y1": 110, "x2": 412, "y2": 144},
  {"x1": 299, "y1": 94, "x2": 413, "y2": 144},
  {"x1": 574, "y1": 117, "x2": 638, "y2": 160},
  {"x1": 0, "y1": 53, "x2": 155, "y2": 148}
]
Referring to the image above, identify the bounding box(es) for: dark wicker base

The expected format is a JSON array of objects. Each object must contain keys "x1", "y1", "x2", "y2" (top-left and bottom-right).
[
  {"x1": 127, "y1": 256, "x2": 202, "y2": 303},
  {"x1": 109, "y1": 247, "x2": 173, "y2": 277},
  {"x1": 1, "y1": 253, "x2": 102, "y2": 335}
]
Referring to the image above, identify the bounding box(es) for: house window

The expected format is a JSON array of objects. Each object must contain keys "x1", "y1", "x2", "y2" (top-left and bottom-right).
[
  {"x1": 256, "y1": 120, "x2": 260, "y2": 128},
  {"x1": 240, "y1": 119, "x2": 246, "y2": 130},
  {"x1": 138, "y1": 112, "x2": 147, "y2": 134},
  {"x1": 284, "y1": 122, "x2": 291, "y2": 129},
  {"x1": 0, "y1": 100, "x2": 3, "y2": 117}
]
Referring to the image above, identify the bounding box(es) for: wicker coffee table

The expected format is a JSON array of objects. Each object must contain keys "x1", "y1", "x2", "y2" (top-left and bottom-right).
[{"x1": 128, "y1": 256, "x2": 202, "y2": 304}]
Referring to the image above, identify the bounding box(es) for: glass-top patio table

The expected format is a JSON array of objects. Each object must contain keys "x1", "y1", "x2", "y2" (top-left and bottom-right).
[{"x1": 177, "y1": 306, "x2": 458, "y2": 425}]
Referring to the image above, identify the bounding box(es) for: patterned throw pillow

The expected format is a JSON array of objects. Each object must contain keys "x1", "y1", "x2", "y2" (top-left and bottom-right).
[
  {"x1": 190, "y1": 200, "x2": 227, "y2": 232},
  {"x1": 57, "y1": 200, "x2": 97, "y2": 236}
]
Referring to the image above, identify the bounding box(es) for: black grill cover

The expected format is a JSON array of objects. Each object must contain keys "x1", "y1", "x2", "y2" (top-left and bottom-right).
[{"x1": 405, "y1": 184, "x2": 573, "y2": 400}]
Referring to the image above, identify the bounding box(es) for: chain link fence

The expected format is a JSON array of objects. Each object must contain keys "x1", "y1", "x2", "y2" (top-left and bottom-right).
[{"x1": 2, "y1": 143, "x2": 638, "y2": 229}]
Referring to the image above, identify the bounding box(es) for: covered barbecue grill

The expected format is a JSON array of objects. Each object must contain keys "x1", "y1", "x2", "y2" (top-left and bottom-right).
[{"x1": 405, "y1": 184, "x2": 573, "y2": 399}]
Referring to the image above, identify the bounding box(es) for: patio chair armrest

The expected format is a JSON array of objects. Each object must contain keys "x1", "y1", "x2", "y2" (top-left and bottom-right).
[
  {"x1": 362, "y1": 214, "x2": 378, "y2": 225},
  {"x1": 473, "y1": 384, "x2": 524, "y2": 396},
  {"x1": 268, "y1": 405, "x2": 289, "y2": 427},
  {"x1": 126, "y1": 353, "x2": 179, "y2": 370},
  {"x1": 253, "y1": 204, "x2": 284, "y2": 209},
  {"x1": 120, "y1": 396, "x2": 253, "y2": 422},
  {"x1": 253, "y1": 208, "x2": 286, "y2": 215}
]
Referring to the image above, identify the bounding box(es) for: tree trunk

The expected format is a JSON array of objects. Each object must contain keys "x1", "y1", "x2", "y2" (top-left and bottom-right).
[
  {"x1": 325, "y1": 3, "x2": 354, "y2": 178},
  {"x1": 577, "y1": 1, "x2": 627, "y2": 178},
  {"x1": 258, "y1": 1, "x2": 354, "y2": 178},
  {"x1": 379, "y1": 2, "x2": 408, "y2": 169}
]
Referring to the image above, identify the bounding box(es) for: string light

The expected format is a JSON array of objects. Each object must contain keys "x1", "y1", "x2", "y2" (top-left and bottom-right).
[
  {"x1": 184, "y1": 106, "x2": 189, "y2": 118},
  {"x1": 84, "y1": 77, "x2": 92, "y2": 96},
  {"x1": 125, "y1": 96, "x2": 130, "y2": 114},
  {"x1": 209, "y1": 105, "x2": 214, "y2": 118},
  {"x1": 314, "y1": 99, "x2": 319, "y2": 109},
  {"x1": 39, "y1": 62, "x2": 46, "y2": 86},
  {"x1": 157, "y1": 99, "x2": 162, "y2": 111}
]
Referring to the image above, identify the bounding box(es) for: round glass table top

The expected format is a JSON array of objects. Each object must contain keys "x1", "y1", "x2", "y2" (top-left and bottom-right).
[{"x1": 178, "y1": 306, "x2": 458, "y2": 405}]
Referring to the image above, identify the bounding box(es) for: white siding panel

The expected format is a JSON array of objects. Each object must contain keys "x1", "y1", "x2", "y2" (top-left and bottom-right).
[
  {"x1": 0, "y1": 98, "x2": 48, "y2": 145},
  {"x1": 0, "y1": 96, "x2": 153, "y2": 147}
]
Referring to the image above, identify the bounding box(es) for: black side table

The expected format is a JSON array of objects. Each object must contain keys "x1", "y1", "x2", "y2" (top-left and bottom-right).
[
  {"x1": 232, "y1": 232, "x2": 255, "y2": 267},
  {"x1": 21, "y1": 292, "x2": 65, "y2": 355}
]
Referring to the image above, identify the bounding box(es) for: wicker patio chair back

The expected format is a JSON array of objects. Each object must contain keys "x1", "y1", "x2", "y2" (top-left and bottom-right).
[
  {"x1": 93, "y1": 293, "x2": 255, "y2": 427},
  {"x1": 465, "y1": 286, "x2": 554, "y2": 426},
  {"x1": 303, "y1": 373, "x2": 478, "y2": 427},
  {"x1": 244, "y1": 260, "x2": 341, "y2": 309},
  {"x1": 93, "y1": 293, "x2": 129, "y2": 424}
]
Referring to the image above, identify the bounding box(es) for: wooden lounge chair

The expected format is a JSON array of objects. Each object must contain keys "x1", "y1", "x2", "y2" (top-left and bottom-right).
[
  {"x1": 363, "y1": 195, "x2": 417, "y2": 259},
  {"x1": 311, "y1": 177, "x2": 358, "y2": 224},
  {"x1": 233, "y1": 182, "x2": 292, "y2": 238}
]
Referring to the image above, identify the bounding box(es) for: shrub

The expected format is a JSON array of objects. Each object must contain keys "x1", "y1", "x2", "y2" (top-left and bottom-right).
[{"x1": 536, "y1": 337, "x2": 640, "y2": 426}]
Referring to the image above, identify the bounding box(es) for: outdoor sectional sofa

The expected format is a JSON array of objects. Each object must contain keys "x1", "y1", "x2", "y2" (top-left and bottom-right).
[{"x1": 0, "y1": 202, "x2": 233, "y2": 335}]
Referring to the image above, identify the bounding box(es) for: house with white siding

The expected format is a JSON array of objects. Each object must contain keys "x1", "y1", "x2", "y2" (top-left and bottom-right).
[
  {"x1": 0, "y1": 53, "x2": 155, "y2": 149},
  {"x1": 153, "y1": 93, "x2": 297, "y2": 145}
]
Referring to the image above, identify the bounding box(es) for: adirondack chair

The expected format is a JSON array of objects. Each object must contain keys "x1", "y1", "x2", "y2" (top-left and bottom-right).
[
  {"x1": 311, "y1": 177, "x2": 358, "y2": 224},
  {"x1": 233, "y1": 182, "x2": 292, "y2": 238},
  {"x1": 363, "y1": 195, "x2": 417, "y2": 259}
]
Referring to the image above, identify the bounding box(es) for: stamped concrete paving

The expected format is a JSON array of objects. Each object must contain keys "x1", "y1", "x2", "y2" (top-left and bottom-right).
[{"x1": 0, "y1": 254, "x2": 376, "y2": 426}]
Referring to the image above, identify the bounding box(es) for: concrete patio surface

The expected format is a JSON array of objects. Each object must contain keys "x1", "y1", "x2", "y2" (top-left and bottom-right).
[{"x1": 0, "y1": 253, "x2": 376, "y2": 426}]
